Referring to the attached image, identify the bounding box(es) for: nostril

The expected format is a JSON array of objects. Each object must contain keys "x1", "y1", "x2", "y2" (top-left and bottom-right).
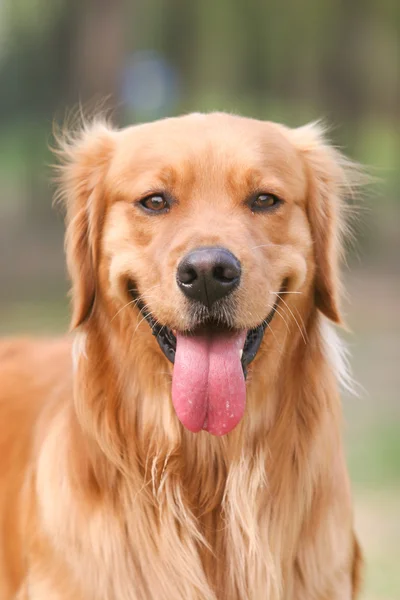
[
  {"x1": 179, "y1": 266, "x2": 198, "y2": 285},
  {"x1": 213, "y1": 265, "x2": 238, "y2": 283}
]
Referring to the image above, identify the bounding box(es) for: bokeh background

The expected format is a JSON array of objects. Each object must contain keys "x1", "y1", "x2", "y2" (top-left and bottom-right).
[{"x1": 0, "y1": 1, "x2": 398, "y2": 597}]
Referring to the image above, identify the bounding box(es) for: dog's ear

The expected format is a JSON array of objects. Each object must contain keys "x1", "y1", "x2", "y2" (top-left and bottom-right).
[
  {"x1": 55, "y1": 120, "x2": 116, "y2": 330},
  {"x1": 289, "y1": 123, "x2": 360, "y2": 324}
]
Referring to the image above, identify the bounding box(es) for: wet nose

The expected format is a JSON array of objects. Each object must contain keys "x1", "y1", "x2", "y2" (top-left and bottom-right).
[{"x1": 176, "y1": 247, "x2": 241, "y2": 307}]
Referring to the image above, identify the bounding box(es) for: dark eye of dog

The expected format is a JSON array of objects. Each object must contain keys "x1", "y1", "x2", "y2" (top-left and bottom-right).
[
  {"x1": 139, "y1": 195, "x2": 169, "y2": 213},
  {"x1": 251, "y1": 193, "x2": 282, "y2": 212}
]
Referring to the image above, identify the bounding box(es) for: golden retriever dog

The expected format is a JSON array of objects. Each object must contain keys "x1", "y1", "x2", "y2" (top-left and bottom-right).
[{"x1": 0, "y1": 112, "x2": 362, "y2": 599}]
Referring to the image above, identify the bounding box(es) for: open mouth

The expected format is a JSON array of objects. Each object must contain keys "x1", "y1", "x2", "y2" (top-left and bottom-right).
[
  {"x1": 128, "y1": 287, "x2": 283, "y2": 379},
  {"x1": 128, "y1": 281, "x2": 285, "y2": 436}
]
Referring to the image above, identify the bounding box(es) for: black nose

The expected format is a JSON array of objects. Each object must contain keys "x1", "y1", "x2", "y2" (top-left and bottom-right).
[{"x1": 176, "y1": 247, "x2": 241, "y2": 307}]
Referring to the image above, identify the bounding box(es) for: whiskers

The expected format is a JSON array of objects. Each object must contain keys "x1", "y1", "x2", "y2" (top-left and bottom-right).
[
  {"x1": 131, "y1": 303, "x2": 167, "y2": 341},
  {"x1": 109, "y1": 283, "x2": 169, "y2": 343},
  {"x1": 262, "y1": 307, "x2": 284, "y2": 353},
  {"x1": 249, "y1": 243, "x2": 286, "y2": 251},
  {"x1": 269, "y1": 303, "x2": 291, "y2": 335},
  {"x1": 269, "y1": 290, "x2": 302, "y2": 295},
  {"x1": 131, "y1": 305, "x2": 156, "y2": 336},
  {"x1": 111, "y1": 284, "x2": 161, "y2": 323},
  {"x1": 270, "y1": 290, "x2": 308, "y2": 345}
]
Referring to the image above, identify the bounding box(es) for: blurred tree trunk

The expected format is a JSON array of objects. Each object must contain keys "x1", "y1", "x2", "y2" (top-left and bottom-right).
[
  {"x1": 26, "y1": 0, "x2": 126, "y2": 224},
  {"x1": 65, "y1": 0, "x2": 126, "y2": 119},
  {"x1": 321, "y1": 0, "x2": 367, "y2": 149}
]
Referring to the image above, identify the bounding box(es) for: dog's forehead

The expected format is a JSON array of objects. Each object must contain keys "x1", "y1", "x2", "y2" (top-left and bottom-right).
[{"x1": 109, "y1": 113, "x2": 306, "y2": 196}]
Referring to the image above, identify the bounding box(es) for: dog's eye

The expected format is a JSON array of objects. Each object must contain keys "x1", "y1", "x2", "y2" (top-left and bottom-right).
[
  {"x1": 139, "y1": 195, "x2": 169, "y2": 213},
  {"x1": 251, "y1": 193, "x2": 282, "y2": 212}
]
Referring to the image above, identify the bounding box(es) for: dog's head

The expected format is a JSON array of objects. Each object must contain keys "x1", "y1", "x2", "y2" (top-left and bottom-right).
[{"x1": 58, "y1": 113, "x2": 356, "y2": 436}]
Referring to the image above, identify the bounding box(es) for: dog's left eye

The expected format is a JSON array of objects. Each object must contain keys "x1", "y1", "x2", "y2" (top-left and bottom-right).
[
  {"x1": 250, "y1": 193, "x2": 282, "y2": 212},
  {"x1": 139, "y1": 195, "x2": 169, "y2": 213}
]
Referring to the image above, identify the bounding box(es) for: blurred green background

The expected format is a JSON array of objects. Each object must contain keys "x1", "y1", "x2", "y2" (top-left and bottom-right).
[{"x1": 0, "y1": 1, "x2": 398, "y2": 597}]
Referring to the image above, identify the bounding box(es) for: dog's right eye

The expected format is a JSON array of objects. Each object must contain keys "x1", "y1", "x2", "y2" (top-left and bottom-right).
[{"x1": 139, "y1": 194, "x2": 169, "y2": 213}]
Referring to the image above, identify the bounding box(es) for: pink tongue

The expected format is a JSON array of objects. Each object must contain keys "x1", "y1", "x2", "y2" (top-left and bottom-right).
[{"x1": 172, "y1": 330, "x2": 247, "y2": 436}]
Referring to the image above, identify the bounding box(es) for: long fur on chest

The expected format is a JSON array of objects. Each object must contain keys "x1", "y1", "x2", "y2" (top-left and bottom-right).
[{"x1": 29, "y1": 311, "x2": 353, "y2": 600}]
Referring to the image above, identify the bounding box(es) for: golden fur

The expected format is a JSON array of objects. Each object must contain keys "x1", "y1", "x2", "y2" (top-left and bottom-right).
[{"x1": 0, "y1": 113, "x2": 362, "y2": 599}]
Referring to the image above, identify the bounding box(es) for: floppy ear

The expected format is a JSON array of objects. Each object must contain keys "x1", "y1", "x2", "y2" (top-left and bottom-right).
[
  {"x1": 55, "y1": 121, "x2": 116, "y2": 329},
  {"x1": 290, "y1": 123, "x2": 360, "y2": 324}
]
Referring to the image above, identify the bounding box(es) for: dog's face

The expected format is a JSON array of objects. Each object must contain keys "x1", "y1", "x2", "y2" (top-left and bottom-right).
[{"x1": 60, "y1": 113, "x2": 350, "y2": 435}]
